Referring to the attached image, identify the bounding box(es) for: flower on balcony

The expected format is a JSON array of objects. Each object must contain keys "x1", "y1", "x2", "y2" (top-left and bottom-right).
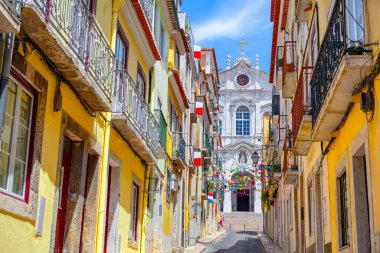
[{"x1": 290, "y1": 164, "x2": 298, "y2": 171}]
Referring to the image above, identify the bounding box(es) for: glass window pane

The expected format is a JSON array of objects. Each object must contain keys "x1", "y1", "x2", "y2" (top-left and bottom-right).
[
  {"x1": 12, "y1": 159, "x2": 26, "y2": 195},
  {"x1": 0, "y1": 81, "x2": 17, "y2": 190},
  {"x1": 236, "y1": 113, "x2": 242, "y2": 119},
  {"x1": 243, "y1": 113, "x2": 249, "y2": 119}
]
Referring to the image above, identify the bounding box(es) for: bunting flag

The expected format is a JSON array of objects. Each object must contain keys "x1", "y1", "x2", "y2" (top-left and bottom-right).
[
  {"x1": 194, "y1": 151, "x2": 202, "y2": 166},
  {"x1": 195, "y1": 101, "x2": 203, "y2": 116},
  {"x1": 208, "y1": 192, "x2": 213, "y2": 203},
  {"x1": 194, "y1": 45, "x2": 201, "y2": 59}
]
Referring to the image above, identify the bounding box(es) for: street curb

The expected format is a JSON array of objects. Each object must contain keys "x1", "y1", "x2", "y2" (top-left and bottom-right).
[
  {"x1": 257, "y1": 233, "x2": 267, "y2": 253},
  {"x1": 199, "y1": 230, "x2": 226, "y2": 253}
]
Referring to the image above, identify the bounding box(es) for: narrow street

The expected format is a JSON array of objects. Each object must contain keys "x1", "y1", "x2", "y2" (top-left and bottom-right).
[{"x1": 203, "y1": 230, "x2": 266, "y2": 253}]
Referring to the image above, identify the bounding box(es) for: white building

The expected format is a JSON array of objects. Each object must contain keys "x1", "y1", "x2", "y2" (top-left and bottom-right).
[{"x1": 219, "y1": 50, "x2": 272, "y2": 213}]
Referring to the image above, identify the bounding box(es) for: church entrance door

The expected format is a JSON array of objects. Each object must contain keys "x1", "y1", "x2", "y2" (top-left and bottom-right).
[{"x1": 237, "y1": 189, "x2": 250, "y2": 211}]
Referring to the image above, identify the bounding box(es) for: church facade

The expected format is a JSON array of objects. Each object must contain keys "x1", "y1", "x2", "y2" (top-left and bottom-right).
[{"x1": 219, "y1": 51, "x2": 272, "y2": 213}]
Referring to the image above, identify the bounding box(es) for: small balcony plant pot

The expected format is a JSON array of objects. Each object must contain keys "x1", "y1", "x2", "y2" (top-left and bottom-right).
[
  {"x1": 290, "y1": 164, "x2": 298, "y2": 171},
  {"x1": 273, "y1": 164, "x2": 281, "y2": 172}
]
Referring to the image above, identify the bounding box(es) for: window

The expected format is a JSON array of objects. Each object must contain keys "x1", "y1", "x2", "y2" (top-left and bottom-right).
[
  {"x1": 159, "y1": 23, "x2": 165, "y2": 60},
  {"x1": 0, "y1": 77, "x2": 36, "y2": 199},
  {"x1": 130, "y1": 182, "x2": 139, "y2": 241},
  {"x1": 236, "y1": 106, "x2": 250, "y2": 136},
  {"x1": 136, "y1": 64, "x2": 146, "y2": 98},
  {"x1": 115, "y1": 26, "x2": 129, "y2": 70},
  {"x1": 346, "y1": 0, "x2": 365, "y2": 47},
  {"x1": 308, "y1": 182, "x2": 314, "y2": 235},
  {"x1": 339, "y1": 172, "x2": 350, "y2": 247},
  {"x1": 166, "y1": 168, "x2": 172, "y2": 203},
  {"x1": 219, "y1": 120, "x2": 222, "y2": 134},
  {"x1": 146, "y1": 169, "x2": 156, "y2": 212},
  {"x1": 175, "y1": 47, "x2": 180, "y2": 70}
]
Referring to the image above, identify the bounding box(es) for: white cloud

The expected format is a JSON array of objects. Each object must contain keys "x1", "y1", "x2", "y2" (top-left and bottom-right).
[{"x1": 193, "y1": 0, "x2": 270, "y2": 43}]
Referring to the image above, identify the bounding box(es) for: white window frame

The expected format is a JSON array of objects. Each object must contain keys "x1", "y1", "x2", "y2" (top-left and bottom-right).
[
  {"x1": 0, "y1": 78, "x2": 34, "y2": 199},
  {"x1": 235, "y1": 106, "x2": 250, "y2": 136}
]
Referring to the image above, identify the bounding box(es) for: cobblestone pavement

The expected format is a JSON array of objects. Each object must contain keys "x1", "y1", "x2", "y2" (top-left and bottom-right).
[{"x1": 202, "y1": 230, "x2": 266, "y2": 253}]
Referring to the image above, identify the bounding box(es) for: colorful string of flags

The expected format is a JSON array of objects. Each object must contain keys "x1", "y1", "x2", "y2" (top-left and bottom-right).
[{"x1": 200, "y1": 164, "x2": 275, "y2": 193}]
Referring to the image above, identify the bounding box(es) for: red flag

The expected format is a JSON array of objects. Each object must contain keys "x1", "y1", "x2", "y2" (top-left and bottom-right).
[
  {"x1": 194, "y1": 45, "x2": 201, "y2": 59},
  {"x1": 196, "y1": 101, "x2": 203, "y2": 116},
  {"x1": 194, "y1": 151, "x2": 202, "y2": 166}
]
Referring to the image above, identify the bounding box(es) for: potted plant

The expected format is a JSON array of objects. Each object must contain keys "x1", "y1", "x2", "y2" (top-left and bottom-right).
[
  {"x1": 290, "y1": 164, "x2": 298, "y2": 171},
  {"x1": 273, "y1": 164, "x2": 281, "y2": 172}
]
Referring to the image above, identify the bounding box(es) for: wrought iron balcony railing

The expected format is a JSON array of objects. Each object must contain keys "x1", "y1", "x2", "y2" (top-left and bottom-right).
[
  {"x1": 292, "y1": 66, "x2": 313, "y2": 141},
  {"x1": 138, "y1": 0, "x2": 154, "y2": 30},
  {"x1": 203, "y1": 133, "x2": 213, "y2": 156},
  {"x1": 276, "y1": 46, "x2": 284, "y2": 82},
  {"x1": 155, "y1": 109, "x2": 167, "y2": 151},
  {"x1": 3, "y1": 0, "x2": 22, "y2": 17},
  {"x1": 172, "y1": 132, "x2": 186, "y2": 163},
  {"x1": 310, "y1": 0, "x2": 366, "y2": 126},
  {"x1": 278, "y1": 115, "x2": 288, "y2": 144},
  {"x1": 31, "y1": 0, "x2": 115, "y2": 102},
  {"x1": 113, "y1": 70, "x2": 161, "y2": 157}
]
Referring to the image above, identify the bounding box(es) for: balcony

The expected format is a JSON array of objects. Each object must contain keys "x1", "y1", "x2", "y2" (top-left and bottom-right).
[
  {"x1": 169, "y1": 68, "x2": 189, "y2": 112},
  {"x1": 311, "y1": 0, "x2": 372, "y2": 141},
  {"x1": 133, "y1": 0, "x2": 153, "y2": 30},
  {"x1": 295, "y1": 0, "x2": 312, "y2": 22},
  {"x1": 189, "y1": 102, "x2": 197, "y2": 124},
  {"x1": 283, "y1": 137, "x2": 298, "y2": 185},
  {"x1": 202, "y1": 133, "x2": 213, "y2": 160},
  {"x1": 178, "y1": 13, "x2": 194, "y2": 53},
  {"x1": 196, "y1": 95, "x2": 212, "y2": 125},
  {"x1": 21, "y1": 0, "x2": 114, "y2": 111},
  {"x1": 277, "y1": 115, "x2": 288, "y2": 155},
  {"x1": 272, "y1": 94, "x2": 280, "y2": 128},
  {"x1": 112, "y1": 70, "x2": 164, "y2": 163},
  {"x1": 0, "y1": 0, "x2": 21, "y2": 33},
  {"x1": 172, "y1": 132, "x2": 186, "y2": 170},
  {"x1": 292, "y1": 67, "x2": 313, "y2": 155},
  {"x1": 154, "y1": 109, "x2": 167, "y2": 158},
  {"x1": 276, "y1": 46, "x2": 284, "y2": 89},
  {"x1": 282, "y1": 41, "x2": 297, "y2": 98}
]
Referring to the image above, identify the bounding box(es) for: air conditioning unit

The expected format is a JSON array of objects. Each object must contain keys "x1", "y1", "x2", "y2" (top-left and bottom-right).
[{"x1": 170, "y1": 174, "x2": 178, "y2": 192}]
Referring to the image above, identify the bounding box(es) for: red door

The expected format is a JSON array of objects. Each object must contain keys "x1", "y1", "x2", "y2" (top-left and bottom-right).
[
  {"x1": 54, "y1": 138, "x2": 73, "y2": 253},
  {"x1": 104, "y1": 166, "x2": 112, "y2": 253}
]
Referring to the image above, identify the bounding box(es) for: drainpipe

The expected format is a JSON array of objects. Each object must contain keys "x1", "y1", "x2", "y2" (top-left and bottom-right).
[
  {"x1": 0, "y1": 33, "x2": 15, "y2": 141},
  {"x1": 95, "y1": 3, "x2": 118, "y2": 252},
  {"x1": 139, "y1": 164, "x2": 150, "y2": 252}
]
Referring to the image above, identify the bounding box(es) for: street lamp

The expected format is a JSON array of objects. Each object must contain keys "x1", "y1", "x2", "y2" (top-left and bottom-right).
[{"x1": 251, "y1": 151, "x2": 259, "y2": 165}]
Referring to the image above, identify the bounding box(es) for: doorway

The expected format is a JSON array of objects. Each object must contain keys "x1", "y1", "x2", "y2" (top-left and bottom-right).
[
  {"x1": 54, "y1": 138, "x2": 73, "y2": 253},
  {"x1": 237, "y1": 189, "x2": 250, "y2": 211},
  {"x1": 353, "y1": 150, "x2": 371, "y2": 253}
]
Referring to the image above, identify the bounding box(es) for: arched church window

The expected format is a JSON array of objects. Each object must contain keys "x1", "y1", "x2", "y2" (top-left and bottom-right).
[{"x1": 236, "y1": 106, "x2": 250, "y2": 136}]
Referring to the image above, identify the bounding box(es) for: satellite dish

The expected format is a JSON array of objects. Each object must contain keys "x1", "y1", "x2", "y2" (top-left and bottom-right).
[{"x1": 191, "y1": 203, "x2": 202, "y2": 215}]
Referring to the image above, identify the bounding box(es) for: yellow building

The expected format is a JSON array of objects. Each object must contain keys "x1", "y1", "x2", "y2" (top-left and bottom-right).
[
  {"x1": 0, "y1": 0, "x2": 164, "y2": 252},
  {"x1": 265, "y1": 0, "x2": 380, "y2": 252}
]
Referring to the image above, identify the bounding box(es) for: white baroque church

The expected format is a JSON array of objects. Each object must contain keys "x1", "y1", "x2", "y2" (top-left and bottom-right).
[{"x1": 219, "y1": 50, "x2": 272, "y2": 213}]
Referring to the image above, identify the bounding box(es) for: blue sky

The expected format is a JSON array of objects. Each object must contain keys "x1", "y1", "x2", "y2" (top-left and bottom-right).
[{"x1": 181, "y1": 0, "x2": 273, "y2": 74}]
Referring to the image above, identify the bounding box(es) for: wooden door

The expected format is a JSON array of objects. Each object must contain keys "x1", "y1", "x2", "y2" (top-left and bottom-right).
[{"x1": 54, "y1": 138, "x2": 73, "y2": 253}]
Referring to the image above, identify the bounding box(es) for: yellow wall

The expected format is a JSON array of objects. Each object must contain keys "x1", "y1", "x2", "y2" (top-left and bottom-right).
[
  {"x1": 109, "y1": 129, "x2": 147, "y2": 253},
  {"x1": 0, "y1": 44, "x2": 107, "y2": 252}
]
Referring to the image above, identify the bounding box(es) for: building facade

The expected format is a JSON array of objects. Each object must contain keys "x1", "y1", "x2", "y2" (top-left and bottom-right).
[
  {"x1": 0, "y1": 0, "x2": 220, "y2": 252},
  {"x1": 263, "y1": 0, "x2": 380, "y2": 252},
  {"x1": 219, "y1": 51, "x2": 272, "y2": 213}
]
